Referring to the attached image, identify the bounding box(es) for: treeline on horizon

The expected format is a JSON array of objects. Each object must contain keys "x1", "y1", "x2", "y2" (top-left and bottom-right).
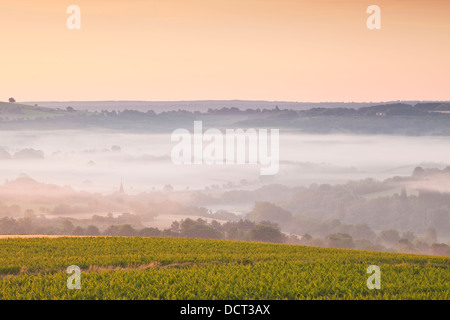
[{"x1": 2, "y1": 101, "x2": 450, "y2": 134}]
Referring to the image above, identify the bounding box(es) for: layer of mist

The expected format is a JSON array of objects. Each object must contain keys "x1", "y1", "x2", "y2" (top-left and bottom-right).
[{"x1": 1, "y1": 130, "x2": 449, "y2": 194}]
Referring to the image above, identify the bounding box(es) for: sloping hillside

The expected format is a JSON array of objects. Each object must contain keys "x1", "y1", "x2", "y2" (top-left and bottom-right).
[
  {"x1": 0, "y1": 237, "x2": 449, "y2": 299},
  {"x1": 0, "y1": 101, "x2": 64, "y2": 120}
]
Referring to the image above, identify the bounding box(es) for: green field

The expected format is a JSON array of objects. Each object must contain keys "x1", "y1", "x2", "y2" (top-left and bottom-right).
[{"x1": 0, "y1": 237, "x2": 449, "y2": 299}]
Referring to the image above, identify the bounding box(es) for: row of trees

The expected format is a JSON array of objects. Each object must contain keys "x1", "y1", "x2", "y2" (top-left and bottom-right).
[
  {"x1": 304, "y1": 230, "x2": 449, "y2": 256},
  {"x1": 69, "y1": 218, "x2": 287, "y2": 244},
  {"x1": 0, "y1": 215, "x2": 285, "y2": 243},
  {"x1": 1, "y1": 215, "x2": 449, "y2": 256}
]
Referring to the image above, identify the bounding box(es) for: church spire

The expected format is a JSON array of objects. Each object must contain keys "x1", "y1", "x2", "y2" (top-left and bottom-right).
[{"x1": 119, "y1": 178, "x2": 125, "y2": 194}]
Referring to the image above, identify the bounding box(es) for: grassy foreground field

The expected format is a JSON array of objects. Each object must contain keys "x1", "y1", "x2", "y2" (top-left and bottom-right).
[{"x1": 0, "y1": 237, "x2": 449, "y2": 300}]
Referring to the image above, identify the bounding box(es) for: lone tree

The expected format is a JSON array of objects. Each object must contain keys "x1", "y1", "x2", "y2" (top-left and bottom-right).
[{"x1": 8, "y1": 97, "x2": 16, "y2": 103}]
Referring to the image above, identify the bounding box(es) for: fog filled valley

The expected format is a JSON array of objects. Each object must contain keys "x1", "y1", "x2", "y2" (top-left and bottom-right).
[{"x1": 1, "y1": 101, "x2": 450, "y2": 256}]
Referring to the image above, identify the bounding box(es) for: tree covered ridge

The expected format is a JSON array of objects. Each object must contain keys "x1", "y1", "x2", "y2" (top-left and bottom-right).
[{"x1": 2, "y1": 101, "x2": 450, "y2": 134}]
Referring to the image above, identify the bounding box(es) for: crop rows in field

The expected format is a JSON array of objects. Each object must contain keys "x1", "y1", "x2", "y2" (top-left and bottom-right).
[{"x1": 0, "y1": 237, "x2": 449, "y2": 299}]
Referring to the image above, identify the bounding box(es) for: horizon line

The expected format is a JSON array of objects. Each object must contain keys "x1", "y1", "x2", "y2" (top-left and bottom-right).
[{"x1": 17, "y1": 99, "x2": 450, "y2": 104}]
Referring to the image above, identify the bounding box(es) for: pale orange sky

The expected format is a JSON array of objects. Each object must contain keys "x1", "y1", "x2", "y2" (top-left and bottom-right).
[{"x1": 0, "y1": 0, "x2": 449, "y2": 102}]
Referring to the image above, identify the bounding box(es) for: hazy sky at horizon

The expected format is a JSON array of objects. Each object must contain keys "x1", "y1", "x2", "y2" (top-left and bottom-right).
[{"x1": 1, "y1": 0, "x2": 449, "y2": 102}]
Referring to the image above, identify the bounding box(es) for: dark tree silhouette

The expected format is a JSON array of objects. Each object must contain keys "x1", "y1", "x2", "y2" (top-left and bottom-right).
[{"x1": 250, "y1": 224, "x2": 284, "y2": 243}]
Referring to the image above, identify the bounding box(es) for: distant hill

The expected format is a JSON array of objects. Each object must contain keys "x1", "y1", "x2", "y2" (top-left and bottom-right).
[
  {"x1": 0, "y1": 101, "x2": 65, "y2": 120},
  {"x1": 2, "y1": 100, "x2": 450, "y2": 135},
  {"x1": 21, "y1": 100, "x2": 446, "y2": 113}
]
